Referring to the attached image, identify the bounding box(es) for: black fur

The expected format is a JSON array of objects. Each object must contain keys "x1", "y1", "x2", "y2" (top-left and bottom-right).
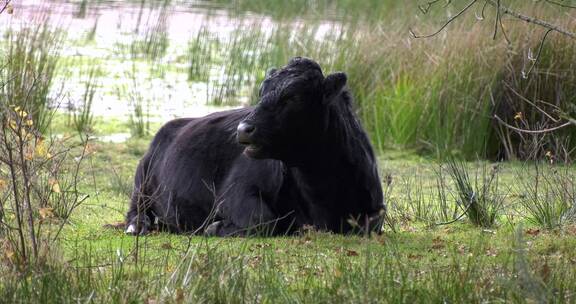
[{"x1": 125, "y1": 57, "x2": 385, "y2": 236}]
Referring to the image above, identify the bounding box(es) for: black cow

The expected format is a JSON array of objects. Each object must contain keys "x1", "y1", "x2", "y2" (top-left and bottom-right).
[{"x1": 125, "y1": 57, "x2": 385, "y2": 236}]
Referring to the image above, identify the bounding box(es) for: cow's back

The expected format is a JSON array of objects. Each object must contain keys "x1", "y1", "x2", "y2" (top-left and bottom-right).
[
  {"x1": 159, "y1": 108, "x2": 252, "y2": 190},
  {"x1": 148, "y1": 108, "x2": 255, "y2": 230}
]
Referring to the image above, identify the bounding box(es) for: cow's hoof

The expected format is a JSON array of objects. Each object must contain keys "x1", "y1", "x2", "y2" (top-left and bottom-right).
[
  {"x1": 124, "y1": 224, "x2": 141, "y2": 235},
  {"x1": 204, "y1": 221, "x2": 222, "y2": 236},
  {"x1": 125, "y1": 224, "x2": 137, "y2": 234},
  {"x1": 125, "y1": 223, "x2": 149, "y2": 235},
  {"x1": 205, "y1": 220, "x2": 246, "y2": 237}
]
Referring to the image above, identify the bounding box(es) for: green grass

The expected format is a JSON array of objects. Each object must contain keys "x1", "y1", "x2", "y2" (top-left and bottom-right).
[
  {"x1": 26, "y1": 225, "x2": 571, "y2": 303},
  {"x1": 2, "y1": 2, "x2": 576, "y2": 301},
  {"x1": 209, "y1": 0, "x2": 420, "y2": 22},
  {"x1": 130, "y1": 0, "x2": 170, "y2": 61},
  {"x1": 515, "y1": 163, "x2": 576, "y2": 230},
  {"x1": 1, "y1": 119, "x2": 576, "y2": 302}
]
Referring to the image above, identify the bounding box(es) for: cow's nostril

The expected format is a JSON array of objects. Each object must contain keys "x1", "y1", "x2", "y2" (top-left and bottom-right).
[
  {"x1": 238, "y1": 122, "x2": 255, "y2": 134},
  {"x1": 237, "y1": 122, "x2": 256, "y2": 145},
  {"x1": 244, "y1": 125, "x2": 255, "y2": 133}
]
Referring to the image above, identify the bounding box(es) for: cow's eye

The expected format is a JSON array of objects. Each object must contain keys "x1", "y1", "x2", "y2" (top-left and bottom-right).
[{"x1": 284, "y1": 96, "x2": 299, "y2": 103}]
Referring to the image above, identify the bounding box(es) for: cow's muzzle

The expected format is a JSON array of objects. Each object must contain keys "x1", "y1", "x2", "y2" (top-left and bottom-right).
[
  {"x1": 237, "y1": 122, "x2": 255, "y2": 145},
  {"x1": 237, "y1": 122, "x2": 264, "y2": 158}
]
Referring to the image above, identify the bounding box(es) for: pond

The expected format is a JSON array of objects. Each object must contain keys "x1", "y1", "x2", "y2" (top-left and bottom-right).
[{"x1": 2, "y1": 0, "x2": 339, "y2": 123}]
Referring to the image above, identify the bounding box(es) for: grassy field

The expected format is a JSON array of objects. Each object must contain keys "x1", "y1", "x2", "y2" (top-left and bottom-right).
[
  {"x1": 1, "y1": 1, "x2": 576, "y2": 303},
  {"x1": 1, "y1": 120, "x2": 575, "y2": 302}
]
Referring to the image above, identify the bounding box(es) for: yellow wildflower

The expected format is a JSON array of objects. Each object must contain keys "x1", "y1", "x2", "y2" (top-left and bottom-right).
[
  {"x1": 13, "y1": 106, "x2": 27, "y2": 118},
  {"x1": 49, "y1": 178, "x2": 61, "y2": 193},
  {"x1": 20, "y1": 129, "x2": 32, "y2": 141},
  {"x1": 35, "y1": 140, "x2": 48, "y2": 158},
  {"x1": 39, "y1": 207, "x2": 54, "y2": 219},
  {"x1": 24, "y1": 150, "x2": 34, "y2": 161},
  {"x1": 4, "y1": 247, "x2": 15, "y2": 263},
  {"x1": 8, "y1": 119, "x2": 17, "y2": 130}
]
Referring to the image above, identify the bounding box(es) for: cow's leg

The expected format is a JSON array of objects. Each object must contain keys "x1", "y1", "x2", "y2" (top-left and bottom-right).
[
  {"x1": 125, "y1": 192, "x2": 153, "y2": 235},
  {"x1": 125, "y1": 161, "x2": 154, "y2": 235},
  {"x1": 205, "y1": 191, "x2": 281, "y2": 237},
  {"x1": 204, "y1": 220, "x2": 243, "y2": 237}
]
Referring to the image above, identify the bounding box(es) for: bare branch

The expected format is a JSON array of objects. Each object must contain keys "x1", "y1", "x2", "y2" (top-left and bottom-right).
[
  {"x1": 497, "y1": 4, "x2": 511, "y2": 44},
  {"x1": 503, "y1": 82, "x2": 560, "y2": 123},
  {"x1": 486, "y1": 0, "x2": 576, "y2": 38},
  {"x1": 475, "y1": 0, "x2": 489, "y2": 20},
  {"x1": 411, "y1": 0, "x2": 479, "y2": 38},
  {"x1": 0, "y1": 0, "x2": 12, "y2": 14},
  {"x1": 418, "y1": 0, "x2": 445, "y2": 14},
  {"x1": 521, "y1": 29, "x2": 553, "y2": 78},
  {"x1": 545, "y1": 0, "x2": 576, "y2": 9},
  {"x1": 504, "y1": 83, "x2": 560, "y2": 123},
  {"x1": 494, "y1": 114, "x2": 573, "y2": 134},
  {"x1": 493, "y1": 0, "x2": 501, "y2": 39}
]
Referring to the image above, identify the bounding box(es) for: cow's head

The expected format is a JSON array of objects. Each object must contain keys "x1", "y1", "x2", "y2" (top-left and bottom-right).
[{"x1": 237, "y1": 57, "x2": 347, "y2": 161}]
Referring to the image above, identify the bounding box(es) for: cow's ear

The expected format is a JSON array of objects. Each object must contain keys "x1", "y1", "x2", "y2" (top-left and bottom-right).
[
  {"x1": 265, "y1": 68, "x2": 277, "y2": 78},
  {"x1": 323, "y1": 72, "x2": 347, "y2": 104}
]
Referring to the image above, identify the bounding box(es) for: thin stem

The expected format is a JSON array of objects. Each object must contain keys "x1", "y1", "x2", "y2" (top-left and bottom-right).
[
  {"x1": 17, "y1": 122, "x2": 38, "y2": 260},
  {"x1": 494, "y1": 114, "x2": 572, "y2": 134},
  {"x1": 0, "y1": 0, "x2": 11, "y2": 14},
  {"x1": 522, "y1": 29, "x2": 553, "y2": 78},
  {"x1": 3, "y1": 125, "x2": 27, "y2": 262},
  {"x1": 493, "y1": 0, "x2": 500, "y2": 39},
  {"x1": 410, "y1": 0, "x2": 479, "y2": 38}
]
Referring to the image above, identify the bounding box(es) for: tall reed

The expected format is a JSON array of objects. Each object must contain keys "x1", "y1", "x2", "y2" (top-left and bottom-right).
[
  {"x1": 186, "y1": 2, "x2": 576, "y2": 160},
  {"x1": 72, "y1": 66, "x2": 99, "y2": 136},
  {"x1": 1, "y1": 19, "x2": 63, "y2": 134}
]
